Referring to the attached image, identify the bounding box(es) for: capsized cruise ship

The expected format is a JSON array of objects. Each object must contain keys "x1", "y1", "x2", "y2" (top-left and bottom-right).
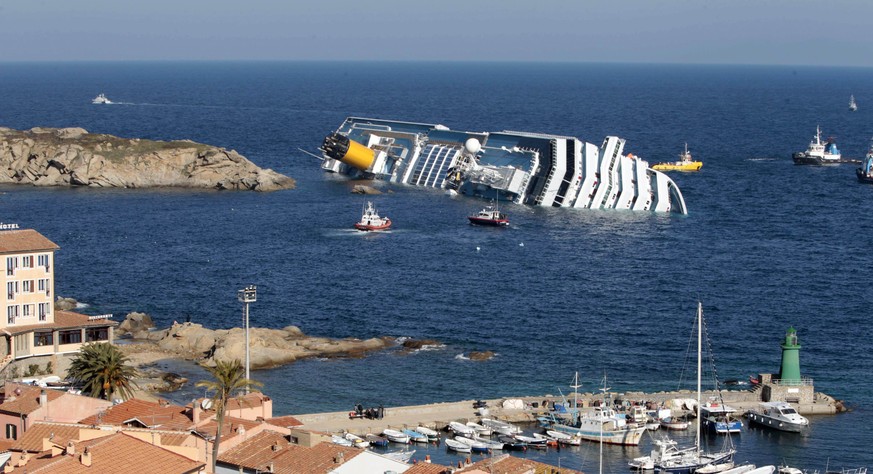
[{"x1": 320, "y1": 117, "x2": 687, "y2": 214}]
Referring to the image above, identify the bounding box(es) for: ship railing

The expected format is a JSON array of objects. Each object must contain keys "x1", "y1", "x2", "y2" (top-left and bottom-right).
[{"x1": 771, "y1": 377, "x2": 814, "y2": 387}]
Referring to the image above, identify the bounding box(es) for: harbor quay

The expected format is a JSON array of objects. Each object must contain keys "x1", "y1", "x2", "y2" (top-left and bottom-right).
[{"x1": 294, "y1": 388, "x2": 839, "y2": 435}]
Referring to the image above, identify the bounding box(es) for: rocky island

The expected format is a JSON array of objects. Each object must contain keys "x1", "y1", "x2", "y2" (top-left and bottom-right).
[{"x1": 0, "y1": 126, "x2": 295, "y2": 191}]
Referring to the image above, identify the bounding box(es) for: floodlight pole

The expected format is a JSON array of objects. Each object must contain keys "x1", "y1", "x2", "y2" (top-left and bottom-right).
[{"x1": 237, "y1": 285, "x2": 257, "y2": 394}]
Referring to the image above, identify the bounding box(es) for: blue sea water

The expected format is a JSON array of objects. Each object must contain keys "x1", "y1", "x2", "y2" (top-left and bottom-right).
[{"x1": 1, "y1": 61, "x2": 872, "y2": 471}]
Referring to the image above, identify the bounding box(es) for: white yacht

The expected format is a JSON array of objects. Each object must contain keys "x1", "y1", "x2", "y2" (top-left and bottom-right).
[
  {"x1": 92, "y1": 93, "x2": 112, "y2": 104},
  {"x1": 319, "y1": 117, "x2": 688, "y2": 214},
  {"x1": 747, "y1": 402, "x2": 809, "y2": 433}
]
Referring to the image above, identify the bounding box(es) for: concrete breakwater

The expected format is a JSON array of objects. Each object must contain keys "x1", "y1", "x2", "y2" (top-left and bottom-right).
[{"x1": 294, "y1": 389, "x2": 839, "y2": 435}]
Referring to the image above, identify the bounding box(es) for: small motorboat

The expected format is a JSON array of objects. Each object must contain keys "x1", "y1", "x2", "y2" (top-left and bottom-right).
[
  {"x1": 465, "y1": 421, "x2": 492, "y2": 437},
  {"x1": 514, "y1": 434, "x2": 548, "y2": 449},
  {"x1": 652, "y1": 143, "x2": 703, "y2": 172},
  {"x1": 701, "y1": 402, "x2": 743, "y2": 435},
  {"x1": 382, "y1": 428, "x2": 410, "y2": 444},
  {"x1": 365, "y1": 433, "x2": 389, "y2": 447},
  {"x1": 414, "y1": 426, "x2": 440, "y2": 442},
  {"x1": 354, "y1": 201, "x2": 391, "y2": 231},
  {"x1": 545, "y1": 429, "x2": 582, "y2": 446},
  {"x1": 383, "y1": 450, "x2": 415, "y2": 463},
  {"x1": 468, "y1": 203, "x2": 509, "y2": 227},
  {"x1": 660, "y1": 416, "x2": 690, "y2": 430},
  {"x1": 451, "y1": 436, "x2": 490, "y2": 453},
  {"x1": 850, "y1": 94, "x2": 858, "y2": 112},
  {"x1": 92, "y1": 93, "x2": 113, "y2": 104},
  {"x1": 444, "y1": 438, "x2": 472, "y2": 454},
  {"x1": 481, "y1": 418, "x2": 522, "y2": 436},
  {"x1": 448, "y1": 421, "x2": 475, "y2": 438},
  {"x1": 747, "y1": 402, "x2": 809, "y2": 433},
  {"x1": 331, "y1": 434, "x2": 353, "y2": 447},
  {"x1": 473, "y1": 435, "x2": 504, "y2": 450},
  {"x1": 402, "y1": 428, "x2": 429, "y2": 443},
  {"x1": 532, "y1": 432, "x2": 558, "y2": 447},
  {"x1": 343, "y1": 432, "x2": 370, "y2": 448},
  {"x1": 497, "y1": 435, "x2": 528, "y2": 451}
]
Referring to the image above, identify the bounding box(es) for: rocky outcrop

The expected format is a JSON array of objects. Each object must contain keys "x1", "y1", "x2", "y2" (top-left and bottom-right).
[
  {"x1": 351, "y1": 184, "x2": 382, "y2": 195},
  {"x1": 54, "y1": 296, "x2": 78, "y2": 311},
  {"x1": 0, "y1": 127, "x2": 295, "y2": 191},
  {"x1": 116, "y1": 312, "x2": 155, "y2": 339},
  {"x1": 143, "y1": 322, "x2": 389, "y2": 369},
  {"x1": 468, "y1": 351, "x2": 495, "y2": 361}
]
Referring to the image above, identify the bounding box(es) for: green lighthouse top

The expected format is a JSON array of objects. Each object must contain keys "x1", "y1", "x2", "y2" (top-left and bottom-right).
[{"x1": 781, "y1": 326, "x2": 801, "y2": 349}]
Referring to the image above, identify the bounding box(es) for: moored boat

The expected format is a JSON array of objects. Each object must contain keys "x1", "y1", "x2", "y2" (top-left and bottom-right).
[
  {"x1": 331, "y1": 434, "x2": 353, "y2": 446},
  {"x1": 652, "y1": 143, "x2": 703, "y2": 172},
  {"x1": 746, "y1": 401, "x2": 809, "y2": 433},
  {"x1": 448, "y1": 421, "x2": 475, "y2": 438},
  {"x1": 472, "y1": 435, "x2": 505, "y2": 450},
  {"x1": 365, "y1": 433, "x2": 389, "y2": 447},
  {"x1": 700, "y1": 402, "x2": 743, "y2": 435},
  {"x1": 481, "y1": 418, "x2": 522, "y2": 436},
  {"x1": 382, "y1": 428, "x2": 410, "y2": 444},
  {"x1": 383, "y1": 449, "x2": 415, "y2": 463},
  {"x1": 402, "y1": 428, "x2": 429, "y2": 443},
  {"x1": 343, "y1": 432, "x2": 370, "y2": 448},
  {"x1": 451, "y1": 436, "x2": 490, "y2": 453},
  {"x1": 444, "y1": 438, "x2": 472, "y2": 454},
  {"x1": 545, "y1": 429, "x2": 582, "y2": 446},
  {"x1": 414, "y1": 426, "x2": 440, "y2": 442},
  {"x1": 465, "y1": 421, "x2": 492, "y2": 437},
  {"x1": 660, "y1": 416, "x2": 690, "y2": 431},
  {"x1": 354, "y1": 201, "x2": 392, "y2": 231},
  {"x1": 793, "y1": 126, "x2": 842, "y2": 165}
]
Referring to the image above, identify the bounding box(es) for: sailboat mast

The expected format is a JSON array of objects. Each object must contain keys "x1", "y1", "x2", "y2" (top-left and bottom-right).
[{"x1": 696, "y1": 302, "x2": 702, "y2": 455}]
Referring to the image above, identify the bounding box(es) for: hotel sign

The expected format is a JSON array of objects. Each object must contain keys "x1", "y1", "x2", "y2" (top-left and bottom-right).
[{"x1": 0, "y1": 223, "x2": 20, "y2": 230}]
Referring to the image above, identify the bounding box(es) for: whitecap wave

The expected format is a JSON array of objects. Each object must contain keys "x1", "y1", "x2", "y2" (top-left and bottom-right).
[
  {"x1": 75, "y1": 302, "x2": 90, "y2": 309},
  {"x1": 454, "y1": 353, "x2": 470, "y2": 360}
]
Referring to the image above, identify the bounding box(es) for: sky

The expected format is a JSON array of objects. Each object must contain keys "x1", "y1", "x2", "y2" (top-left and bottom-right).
[{"x1": 1, "y1": 0, "x2": 871, "y2": 67}]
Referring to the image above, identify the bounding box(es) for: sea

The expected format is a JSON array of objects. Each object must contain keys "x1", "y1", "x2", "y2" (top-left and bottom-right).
[{"x1": 1, "y1": 61, "x2": 872, "y2": 471}]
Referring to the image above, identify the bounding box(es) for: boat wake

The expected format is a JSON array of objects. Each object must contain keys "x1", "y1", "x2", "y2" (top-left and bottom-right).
[{"x1": 747, "y1": 157, "x2": 780, "y2": 162}]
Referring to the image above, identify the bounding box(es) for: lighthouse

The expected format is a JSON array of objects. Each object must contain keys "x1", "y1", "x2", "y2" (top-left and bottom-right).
[{"x1": 778, "y1": 327, "x2": 802, "y2": 385}]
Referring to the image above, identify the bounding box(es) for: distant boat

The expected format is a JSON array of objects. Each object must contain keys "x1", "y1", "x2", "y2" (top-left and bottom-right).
[
  {"x1": 792, "y1": 126, "x2": 842, "y2": 165},
  {"x1": 365, "y1": 433, "x2": 389, "y2": 447},
  {"x1": 92, "y1": 93, "x2": 112, "y2": 104},
  {"x1": 850, "y1": 95, "x2": 858, "y2": 112},
  {"x1": 343, "y1": 432, "x2": 370, "y2": 448},
  {"x1": 354, "y1": 201, "x2": 391, "y2": 231},
  {"x1": 468, "y1": 201, "x2": 509, "y2": 227},
  {"x1": 747, "y1": 401, "x2": 809, "y2": 433},
  {"x1": 401, "y1": 428, "x2": 428, "y2": 443},
  {"x1": 413, "y1": 426, "x2": 439, "y2": 442},
  {"x1": 652, "y1": 143, "x2": 703, "y2": 172}
]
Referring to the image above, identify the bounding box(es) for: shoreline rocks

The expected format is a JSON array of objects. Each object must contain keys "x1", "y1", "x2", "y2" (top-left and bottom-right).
[
  {"x1": 118, "y1": 314, "x2": 390, "y2": 370},
  {"x1": 0, "y1": 126, "x2": 295, "y2": 191}
]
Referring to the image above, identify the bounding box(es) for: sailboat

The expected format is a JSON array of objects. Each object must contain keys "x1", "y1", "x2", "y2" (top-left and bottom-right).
[
  {"x1": 656, "y1": 302, "x2": 736, "y2": 474},
  {"x1": 849, "y1": 95, "x2": 858, "y2": 112}
]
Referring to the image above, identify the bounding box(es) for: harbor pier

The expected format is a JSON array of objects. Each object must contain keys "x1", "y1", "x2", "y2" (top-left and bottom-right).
[{"x1": 294, "y1": 389, "x2": 839, "y2": 435}]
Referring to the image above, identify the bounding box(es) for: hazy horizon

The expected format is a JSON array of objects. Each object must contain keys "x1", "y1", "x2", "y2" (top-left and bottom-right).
[{"x1": 1, "y1": 0, "x2": 871, "y2": 67}]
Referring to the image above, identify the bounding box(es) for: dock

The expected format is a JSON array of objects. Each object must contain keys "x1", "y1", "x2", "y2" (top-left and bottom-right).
[{"x1": 294, "y1": 389, "x2": 839, "y2": 435}]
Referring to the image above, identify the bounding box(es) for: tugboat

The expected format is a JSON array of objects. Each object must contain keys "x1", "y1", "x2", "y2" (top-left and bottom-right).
[
  {"x1": 92, "y1": 93, "x2": 113, "y2": 104},
  {"x1": 354, "y1": 201, "x2": 391, "y2": 231},
  {"x1": 850, "y1": 95, "x2": 858, "y2": 112},
  {"x1": 468, "y1": 201, "x2": 509, "y2": 227},
  {"x1": 856, "y1": 139, "x2": 873, "y2": 184},
  {"x1": 652, "y1": 143, "x2": 703, "y2": 172},
  {"x1": 793, "y1": 126, "x2": 841, "y2": 165}
]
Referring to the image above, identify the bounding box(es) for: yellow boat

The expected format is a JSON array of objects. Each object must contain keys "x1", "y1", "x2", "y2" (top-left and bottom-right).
[{"x1": 652, "y1": 143, "x2": 702, "y2": 172}]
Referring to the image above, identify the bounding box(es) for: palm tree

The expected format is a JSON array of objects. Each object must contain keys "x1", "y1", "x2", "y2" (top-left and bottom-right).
[
  {"x1": 66, "y1": 342, "x2": 138, "y2": 401},
  {"x1": 196, "y1": 359, "x2": 262, "y2": 472}
]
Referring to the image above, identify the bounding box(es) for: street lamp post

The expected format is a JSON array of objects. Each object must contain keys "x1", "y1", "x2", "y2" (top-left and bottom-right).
[{"x1": 237, "y1": 285, "x2": 257, "y2": 394}]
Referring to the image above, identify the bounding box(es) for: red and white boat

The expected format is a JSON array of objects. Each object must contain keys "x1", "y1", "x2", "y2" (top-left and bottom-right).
[
  {"x1": 354, "y1": 201, "x2": 392, "y2": 231},
  {"x1": 468, "y1": 202, "x2": 509, "y2": 227}
]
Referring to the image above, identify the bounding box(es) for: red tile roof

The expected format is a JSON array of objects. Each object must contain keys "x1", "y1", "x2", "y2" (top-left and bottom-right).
[
  {"x1": 269, "y1": 442, "x2": 363, "y2": 474},
  {"x1": 225, "y1": 392, "x2": 270, "y2": 410},
  {"x1": 265, "y1": 415, "x2": 303, "y2": 428},
  {"x1": 0, "y1": 384, "x2": 66, "y2": 416},
  {"x1": 404, "y1": 462, "x2": 454, "y2": 474},
  {"x1": 0, "y1": 230, "x2": 59, "y2": 254},
  {"x1": 9, "y1": 422, "x2": 84, "y2": 453},
  {"x1": 217, "y1": 430, "x2": 295, "y2": 470},
  {"x1": 194, "y1": 415, "x2": 261, "y2": 441},
  {"x1": 78, "y1": 398, "x2": 193, "y2": 430},
  {"x1": 5, "y1": 310, "x2": 117, "y2": 335},
  {"x1": 457, "y1": 454, "x2": 583, "y2": 474},
  {"x1": 13, "y1": 432, "x2": 204, "y2": 474}
]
